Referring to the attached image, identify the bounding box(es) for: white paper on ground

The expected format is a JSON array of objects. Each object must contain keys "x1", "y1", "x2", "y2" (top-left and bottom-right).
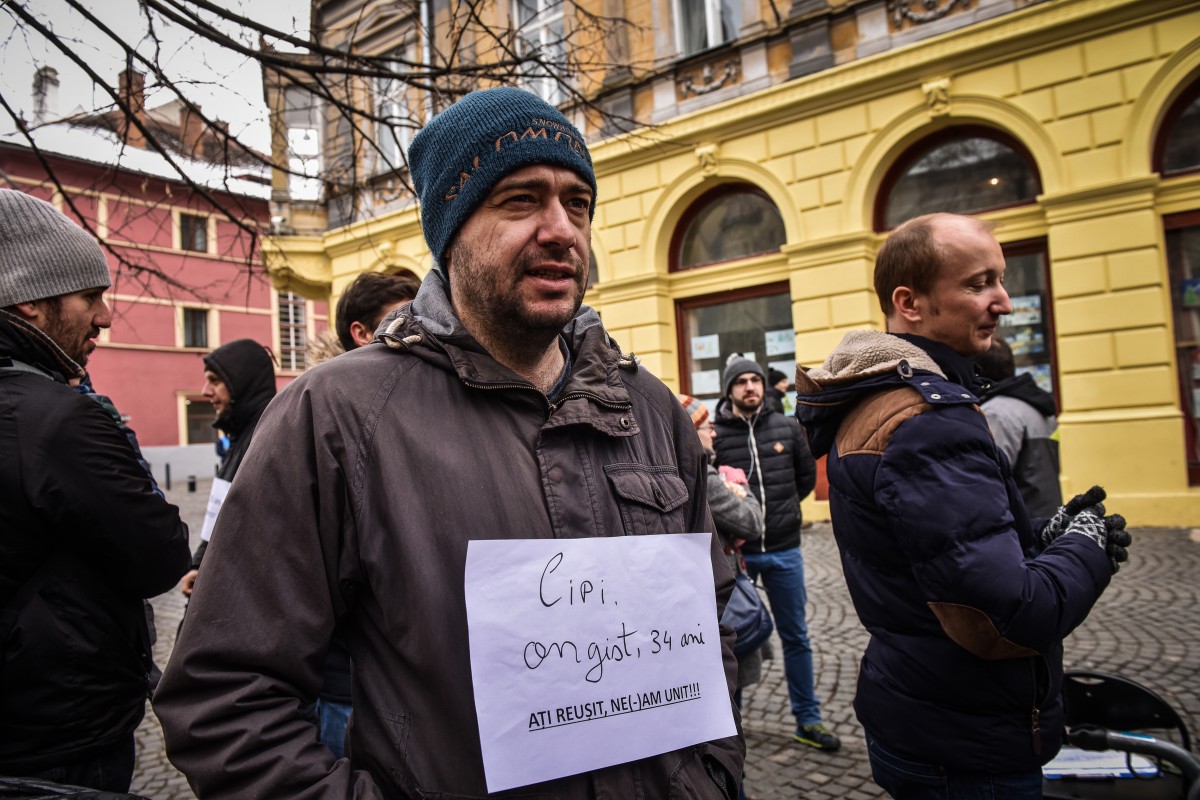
[{"x1": 464, "y1": 533, "x2": 736, "y2": 793}]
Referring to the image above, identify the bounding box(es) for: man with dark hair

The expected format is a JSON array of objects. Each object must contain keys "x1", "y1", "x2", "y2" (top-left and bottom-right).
[
  {"x1": 794, "y1": 212, "x2": 1131, "y2": 798},
  {"x1": 179, "y1": 338, "x2": 276, "y2": 597},
  {"x1": 0, "y1": 190, "x2": 190, "y2": 791},
  {"x1": 155, "y1": 87, "x2": 743, "y2": 799},
  {"x1": 713, "y1": 354, "x2": 836, "y2": 752},
  {"x1": 976, "y1": 336, "x2": 1063, "y2": 517},
  {"x1": 334, "y1": 271, "x2": 421, "y2": 351},
  {"x1": 764, "y1": 367, "x2": 790, "y2": 414}
]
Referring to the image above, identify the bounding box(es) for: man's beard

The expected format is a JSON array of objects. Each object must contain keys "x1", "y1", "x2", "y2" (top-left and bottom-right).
[
  {"x1": 42, "y1": 299, "x2": 95, "y2": 367},
  {"x1": 449, "y1": 241, "x2": 587, "y2": 343},
  {"x1": 732, "y1": 396, "x2": 761, "y2": 415}
]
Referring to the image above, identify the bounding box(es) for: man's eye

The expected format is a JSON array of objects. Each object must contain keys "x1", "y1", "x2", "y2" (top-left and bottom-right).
[{"x1": 567, "y1": 197, "x2": 591, "y2": 213}]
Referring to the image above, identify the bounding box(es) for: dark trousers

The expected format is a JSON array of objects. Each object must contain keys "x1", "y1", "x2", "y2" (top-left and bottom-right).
[{"x1": 22, "y1": 736, "x2": 136, "y2": 793}]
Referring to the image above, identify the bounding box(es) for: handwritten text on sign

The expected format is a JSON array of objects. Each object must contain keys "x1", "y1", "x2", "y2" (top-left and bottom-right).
[{"x1": 464, "y1": 534, "x2": 735, "y2": 792}]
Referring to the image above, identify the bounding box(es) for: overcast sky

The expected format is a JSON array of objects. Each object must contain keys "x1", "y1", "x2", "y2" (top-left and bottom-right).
[{"x1": 0, "y1": 0, "x2": 311, "y2": 151}]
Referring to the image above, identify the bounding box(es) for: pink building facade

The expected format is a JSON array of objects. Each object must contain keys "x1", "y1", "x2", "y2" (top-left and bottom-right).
[{"x1": 0, "y1": 145, "x2": 328, "y2": 449}]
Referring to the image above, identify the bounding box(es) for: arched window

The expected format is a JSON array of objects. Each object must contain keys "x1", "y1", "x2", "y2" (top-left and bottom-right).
[
  {"x1": 670, "y1": 184, "x2": 786, "y2": 271},
  {"x1": 1155, "y1": 79, "x2": 1200, "y2": 176},
  {"x1": 876, "y1": 126, "x2": 1042, "y2": 231}
]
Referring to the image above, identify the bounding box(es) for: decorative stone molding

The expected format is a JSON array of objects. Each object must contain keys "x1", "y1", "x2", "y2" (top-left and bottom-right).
[
  {"x1": 888, "y1": 0, "x2": 973, "y2": 29},
  {"x1": 922, "y1": 77, "x2": 951, "y2": 117},
  {"x1": 678, "y1": 58, "x2": 740, "y2": 98},
  {"x1": 695, "y1": 144, "x2": 720, "y2": 176}
]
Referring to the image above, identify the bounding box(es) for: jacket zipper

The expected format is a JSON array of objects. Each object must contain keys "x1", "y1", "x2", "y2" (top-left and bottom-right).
[{"x1": 459, "y1": 379, "x2": 632, "y2": 418}]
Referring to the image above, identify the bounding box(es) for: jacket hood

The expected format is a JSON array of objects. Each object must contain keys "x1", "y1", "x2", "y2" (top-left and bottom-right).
[
  {"x1": 983, "y1": 372, "x2": 1056, "y2": 417},
  {"x1": 794, "y1": 330, "x2": 978, "y2": 458},
  {"x1": 203, "y1": 339, "x2": 277, "y2": 435},
  {"x1": 0, "y1": 308, "x2": 83, "y2": 382}
]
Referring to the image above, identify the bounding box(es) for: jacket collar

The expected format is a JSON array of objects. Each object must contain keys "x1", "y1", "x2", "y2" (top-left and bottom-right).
[
  {"x1": 382, "y1": 277, "x2": 637, "y2": 431},
  {"x1": 0, "y1": 308, "x2": 83, "y2": 383}
]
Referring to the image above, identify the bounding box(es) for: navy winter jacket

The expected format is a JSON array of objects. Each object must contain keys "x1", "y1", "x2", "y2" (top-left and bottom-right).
[{"x1": 794, "y1": 331, "x2": 1111, "y2": 774}]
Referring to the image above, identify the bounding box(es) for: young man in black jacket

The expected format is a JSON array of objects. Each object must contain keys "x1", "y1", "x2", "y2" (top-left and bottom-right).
[
  {"x1": 0, "y1": 190, "x2": 190, "y2": 791},
  {"x1": 713, "y1": 354, "x2": 838, "y2": 752}
]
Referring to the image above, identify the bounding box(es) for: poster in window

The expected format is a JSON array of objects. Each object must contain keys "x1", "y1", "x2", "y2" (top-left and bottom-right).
[
  {"x1": 691, "y1": 369, "x2": 721, "y2": 396},
  {"x1": 1007, "y1": 327, "x2": 1044, "y2": 357},
  {"x1": 764, "y1": 329, "x2": 795, "y2": 357},
  {"x1": 1008, "y1": 294, "x2": 1042, "y2": 326},
  {"x1": 1181, "y1": 279, "x2": 1200, "y2": 308},
  {"x1": 691, "y1": 334, "x2": 720, "y2": 360}
]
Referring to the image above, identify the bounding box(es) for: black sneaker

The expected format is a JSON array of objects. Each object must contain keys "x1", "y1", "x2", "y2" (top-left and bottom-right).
[{"x1": 794, "y1": 723, "x2": 841, "y2": 751}]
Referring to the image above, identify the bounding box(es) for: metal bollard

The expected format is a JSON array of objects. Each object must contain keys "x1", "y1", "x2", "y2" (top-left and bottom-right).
[
  {"x1": 165, "y1": 463, "x2": 171, "y2": 491},
  {"x1": 187, "y1": 475, "x2": 196, "y2": 493}
]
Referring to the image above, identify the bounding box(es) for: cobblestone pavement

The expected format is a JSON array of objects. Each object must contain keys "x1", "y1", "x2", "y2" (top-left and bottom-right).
[{"x1": 132, "y1": 479, "x2": 1200, "y2": 799}]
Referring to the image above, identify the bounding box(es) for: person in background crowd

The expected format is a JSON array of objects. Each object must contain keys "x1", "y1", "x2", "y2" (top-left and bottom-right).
[
  {"x1": 180, "y1": 338, "x2": 276, "y2": 597},
  {"x1": 0, "y1": 189, "x2": 190, "y2": 792},
  {"x1": 336, "y1": 270, "x2": 421, "y2": 352},
  {"x1": 976, "y1": 335, "x2": 1063, "y2": 517},
  {"x1": 714, "y1": 354, "x2": 838, "y2": 752},
  {"x1": 764, "y1": 367, "x2": 790, "y2": 415},
  {"x1": 154, "y1": 87, "x2": 743, "y2": 799},
  {"x1": 794, "y1": 212, "x2": 1131, "y2": 799},
  {"x1": 308, "y1": 271, "x2": 420, "y2": 758}
]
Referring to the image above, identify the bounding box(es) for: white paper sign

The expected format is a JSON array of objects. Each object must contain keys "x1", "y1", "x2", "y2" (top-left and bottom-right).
[
  {"x1": 690, "y1": 334, "x2": 720, "y2": 360},
  {"x1": 691, "y1": 369, "x2": 721, "y2": 396},
  {"x1": 464, "y1": 534, "x2": 735, "y2": 793},
  {"x1": 199, "y1": 477, "x2": 232, "y2": 542}
]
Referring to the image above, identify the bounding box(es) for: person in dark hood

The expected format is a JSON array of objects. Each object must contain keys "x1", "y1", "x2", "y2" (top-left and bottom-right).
[
  {"x1": 764, "y1": 367, "x2": 789, "y2": 415},
  {"x1": 180, "y1": 338, "x2": 276, "y2": 596},
  {"x1": 0, "y1": 189, "x2": 189, "y2": 792},
  {"x1": 976, "y1": 336, "x2": 1062, "y2": 517}
]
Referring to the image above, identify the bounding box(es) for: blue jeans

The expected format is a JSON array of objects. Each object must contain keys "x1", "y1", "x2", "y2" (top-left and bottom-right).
[
  {"x1": 867, "y1": 736, "x2": 1043, "y2": 799},
  {"x1": 742, "y1": 546, "x2": 820, "y2": 725},
  {"x1": 316, "y1": 697, "x2": 352, "y2": 759},
  {"x1": 23, "y1": 736, "x2": 135, "y2": 792}
]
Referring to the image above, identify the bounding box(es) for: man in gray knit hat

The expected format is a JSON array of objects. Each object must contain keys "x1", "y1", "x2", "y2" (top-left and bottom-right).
[
  {"x1": 0, "y1": 190, "x2": 190, "y2": 791},
  {"x1": 156, "y1": 87, "x2": 743, "y2": 799}
]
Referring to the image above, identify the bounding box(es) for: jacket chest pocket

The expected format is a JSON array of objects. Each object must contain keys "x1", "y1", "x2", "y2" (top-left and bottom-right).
[{"x1": 604, "y1": 464, "x2": 690, "y2": 536}]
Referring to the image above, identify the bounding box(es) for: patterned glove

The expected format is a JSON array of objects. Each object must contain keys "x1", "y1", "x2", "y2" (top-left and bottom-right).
[
  {"x1": 1039, "y1": 485, "x2": 1107, "y2": 548},
  {"x1": 1064, "y1": 508, "x2": 1133, "y2": 574},
  {"x1": 1104, "y1": 513, "x2": 1132, "y2": 573}
]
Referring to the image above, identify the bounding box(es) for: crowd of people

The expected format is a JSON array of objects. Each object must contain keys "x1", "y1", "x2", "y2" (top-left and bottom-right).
[{"x1": 0, "y1": 87, "x2": 1134, "y2": 800}]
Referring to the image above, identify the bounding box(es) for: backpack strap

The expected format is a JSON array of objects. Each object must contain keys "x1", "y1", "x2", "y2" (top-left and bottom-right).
[{"x1": 0, "y1": 356, "x2": 57, "y2": 382}]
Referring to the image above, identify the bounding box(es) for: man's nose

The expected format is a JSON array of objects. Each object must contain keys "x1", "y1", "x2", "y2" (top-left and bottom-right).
[
  {"x1": 993, "y1": 286, "x2": 1013, "y2": 315},
  {"x1": 95, "y1": 298, "x2": 113, "y2": 328},
  {"x1": 536, "y1": 201, "x2": 578, "y2": 251}
]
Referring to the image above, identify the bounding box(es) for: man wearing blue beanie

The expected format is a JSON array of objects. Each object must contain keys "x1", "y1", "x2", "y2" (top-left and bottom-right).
[{"x1": 157, "y1": 87, "x2": 745, "y2": 799}]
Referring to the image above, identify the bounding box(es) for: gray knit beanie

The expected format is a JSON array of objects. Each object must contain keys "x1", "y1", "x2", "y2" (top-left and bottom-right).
[
  {"x1": 723, "y1": 354, "x2": 765, "y2": 398},
  {"x1": 408, "y1": 86, "x2": 596, "y2": 278},
  {"x1": 0, "y1": 190, "x2": 110, "y2": 307}
]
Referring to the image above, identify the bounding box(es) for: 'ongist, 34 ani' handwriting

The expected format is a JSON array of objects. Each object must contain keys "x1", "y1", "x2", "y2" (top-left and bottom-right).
[{"x1": 523, "y1": 621, "x2": 709, "y2": 683}]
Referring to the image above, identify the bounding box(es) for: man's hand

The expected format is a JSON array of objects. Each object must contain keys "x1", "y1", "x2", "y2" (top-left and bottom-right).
[
  {"x1": 1039, "y1": 485, "x2": 1107, "y2": 548},
  {"x1": 181, "y1": 568, "x2": 199, "y2": 597},
  {"x1": 1064, "y1": 508, "x2": 1133, "y2": 574}
]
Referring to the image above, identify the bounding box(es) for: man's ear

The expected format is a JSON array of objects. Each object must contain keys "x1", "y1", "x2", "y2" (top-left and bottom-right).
[
  {"x1": 349, "y1": 320, "x2": 373, "y2": 348},
  {"x1": 8, "y1": 300, "x2": 42, "y2": 323},
  {"x1": 892, "y1": 286, "x2": 924, "y2": 325}
]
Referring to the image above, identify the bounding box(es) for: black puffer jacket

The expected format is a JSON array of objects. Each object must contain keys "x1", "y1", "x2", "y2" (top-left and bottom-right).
[
  {"x1": 0, "y1": 311, "x2": 190, "y2": 774},
  {"x1": 191, "y1": 339, "x2": 276, "y2": 568},
  {"x1": 712, "y1": 404, "x2": 816, "y2": 553}
]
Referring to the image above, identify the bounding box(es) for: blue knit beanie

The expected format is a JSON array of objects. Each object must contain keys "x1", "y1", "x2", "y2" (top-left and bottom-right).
[{"x1": 408, "y1": 87, "x2": 597, "y2": 277}]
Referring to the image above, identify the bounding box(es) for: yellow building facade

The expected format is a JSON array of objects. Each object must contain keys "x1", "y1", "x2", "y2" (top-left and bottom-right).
[{"x1": 265, "y1": 0, "x2": 1200, "y2": 525}]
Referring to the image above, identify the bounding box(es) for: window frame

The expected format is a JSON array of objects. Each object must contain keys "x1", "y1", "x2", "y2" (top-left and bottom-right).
[
  {"x1": 513, "y1": 0, "x2": 567, "y2": 105},
  {"x1": 181, "y1": 306, "x2": 209, "y2": 349},
  {"x1": 374, "y1": 52, "x2": 414, "y2": 174},
  {"x1": 669, "y1": 183, "x2": 786, "y2": 272},
  {"x1": 997, "y1": 237, "x2": 1060, "y2": 413},
  {"x1": 278, "y1": 291, "x2": 307, "y2": 372},
  {"x1": 179, "y1": 212, "x2": 209, "y2": 254},
  {"x1": 1164, "y1": 209, "x2": 1200, "y2": 485},
  {"x1": 874, "y1": 125, "x2": 1043, "y2": 232},
  {"x1": 1154, "y1": 78, "x2": 1200, "y2": 178},
  {"x1": 672, "y1": 0, "x2": 738, "y2": 58}
]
